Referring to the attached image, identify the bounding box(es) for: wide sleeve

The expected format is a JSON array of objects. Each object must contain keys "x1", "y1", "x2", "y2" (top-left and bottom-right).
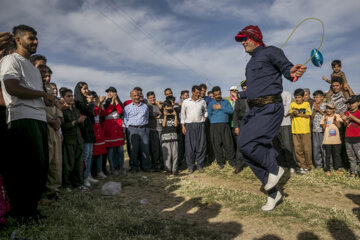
[
  {"x1": 180, "y1": 101, "x2": 186, "y2": 124},
  {"x1": 203, "y1": 100, "x2": 208, "y2": 118},
  {"x1": 1, "y1": 55, "x2": 22, "y2": 81},
  {"x1": 207, "y1": 102, "x2": 214, "y2": 120},
  {"x1": 115, "y1": 103, "x2": 123, "y2": 115},
  {"x1": 222, "y1": 100, "x2": 234, "y2": 114},
  {"x1": 269, "y1": 47, "x2": 294, "y2": 81}
]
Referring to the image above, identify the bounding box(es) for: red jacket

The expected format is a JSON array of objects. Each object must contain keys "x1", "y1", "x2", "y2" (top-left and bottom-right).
[
  {"x1": 92, "y1": 106, "x2": 107, "y2": 156},
  {"x1": 103, "y1": 104, "x2": 124, "y2": 147}
]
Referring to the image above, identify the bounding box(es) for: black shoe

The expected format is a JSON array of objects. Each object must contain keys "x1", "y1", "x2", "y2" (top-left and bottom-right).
[
  {"x1": 219, "y1": 165, "x2": 224, "y2": 169},
  {"x1": 188, "y1": 169, "x2": 194, "y2": 174},
  {"x1": 198, "y1": 167, "x2": 204, "y2": 173},
  {"x1": 233, "y1": 168, "x2": 242, "y2": 174},
  {"x1": 173, "y1": 170, "x2": 179, "y2": 176}
]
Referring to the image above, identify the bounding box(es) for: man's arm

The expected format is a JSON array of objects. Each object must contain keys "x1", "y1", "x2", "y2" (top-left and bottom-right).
[
  {"x1": 4, "y1": 79, "x2": 54, "y2": 105},
  {"x1": 222, "y1": 100, "x2": 234, "y2": 114}
]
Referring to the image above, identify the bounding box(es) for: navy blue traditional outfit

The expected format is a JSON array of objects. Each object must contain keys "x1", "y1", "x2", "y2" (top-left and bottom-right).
[{"x1": 235, "y1": 26, "x2": 295, "y2": 204}]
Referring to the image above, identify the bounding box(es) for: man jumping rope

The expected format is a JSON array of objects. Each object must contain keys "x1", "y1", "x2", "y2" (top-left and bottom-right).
[{"x1": 235, "y1": 25, "x2": 306, "y2": 211}]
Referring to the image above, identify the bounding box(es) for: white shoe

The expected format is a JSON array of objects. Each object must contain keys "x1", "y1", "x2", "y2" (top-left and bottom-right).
[
  {"x1": 77, "y1": 185, "x2": 89, "y2": 191},
  {"x1": 88, "y1": 175, "x2": 99, "y2": 183},
  {"x1": 264, "y1": 166, "x2": 284, "y2": 191},
  {"x1": 83, "y1": 178, "x2": 91, "y2": 187},
  {"x1": 97, "y1": 171, "x2": 107, "y2": 180},
  {"x1": 262, "y1": 191, "x2": 282, "y2": 211},
  {"x1": 299, "y1": 168, "x2": 306, "y2": 174},
  {"x1": 64, "y1": 187, "x2": 72, "y2": 193},
  {"x1": 289, "y1": 168, "x2": 295, "y2": 174}
]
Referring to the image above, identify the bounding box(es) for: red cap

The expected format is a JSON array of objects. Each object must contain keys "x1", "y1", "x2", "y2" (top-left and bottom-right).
[{"x1": 235, "y1": 25, "x2": 264, "y2": 45}]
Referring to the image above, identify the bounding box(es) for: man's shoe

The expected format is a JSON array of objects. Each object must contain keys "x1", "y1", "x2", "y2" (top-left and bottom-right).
[
  {"x1": 188, "y1": 169, "x2": 194, "y2": 174},
  {"x1": 97, "y1": 171, "x2": 107, "y2": 180},
  {"x1": 198, "y1": 167, "x2": 204, "y2": 173},
  {"x1": 261, "y1": 191, "x2": 282, "y2": 211},
  {"x1": 64, "y1": 187, "x2": 72, "y2": 193},
  {"x1": 77, "y1": 185, "x2": 89, "y2": 191},
  {"x1": 83, "y1": 179, "x2": 91, "y2": 187},
  {"x1": 173, "y1": 170, "x2": 179, "y2": 176},
  {"x1": 88, "y1": 175, "x2": 99, "y2": 183},
  {"x1": 219, "y1": 165, "x2": 224, "y2": 170},
  {"x1": 264, "y1": 166, "x2": 284, "y2": 191},
  {"x1": 233, "y1": 168, "x2": 242, "y2": 175}
]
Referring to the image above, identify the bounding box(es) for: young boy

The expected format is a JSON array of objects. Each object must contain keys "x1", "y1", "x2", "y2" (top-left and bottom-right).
[
  {"x1": 290, "y1": 89, "x2": 312, "y2": 174},
  {"x1": 341, "y1": 95, "x2": 360, "y2": 177},
  {"x1": 311, "y1": 90, "x2": 326, "y2": 169},
  {"x1": 60, "y1": 88, "x2": 87, "y2": 191},
  {"x1": 160, "y1": 100, "x2": 179, "y2": 175},
  {"x1": 322, "y1": 60, "x2": 350, "y2": 100},
  {"x1": 321, "y1": 101, "x2": 343, "y2": 176}
]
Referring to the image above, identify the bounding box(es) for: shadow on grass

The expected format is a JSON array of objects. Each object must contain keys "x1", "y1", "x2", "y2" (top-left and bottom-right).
[
  {"x1": 345, "y1": 193, "x2": 360, "y2": 221},
  {"x1": 1, "y1": 171, "x2": 243, "y2": 240}
]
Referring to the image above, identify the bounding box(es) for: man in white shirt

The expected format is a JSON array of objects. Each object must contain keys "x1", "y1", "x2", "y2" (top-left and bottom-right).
[
  {"x1": 181, "y1": 85, "x2": 207, "y2": 173},
  {"x1": 0, "y1": 25, "x2": 54, "y2": 223}
]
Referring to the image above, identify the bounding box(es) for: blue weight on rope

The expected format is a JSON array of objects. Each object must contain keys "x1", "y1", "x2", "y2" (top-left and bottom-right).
[{"x1": 310, "y1": 49, "x2": 323, "y2": 67}]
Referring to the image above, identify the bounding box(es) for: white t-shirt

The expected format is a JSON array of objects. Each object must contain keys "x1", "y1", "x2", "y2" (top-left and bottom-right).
[{"x1": 0, "y1": 53, "x2": 46, "y2": 123}]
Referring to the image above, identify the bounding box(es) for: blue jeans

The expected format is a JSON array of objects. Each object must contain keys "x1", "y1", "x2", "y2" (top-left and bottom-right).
[
  {"x1": 128, "y1": 126, "x2": 151, "y2": 170},
  {"x1": 83, "y1": 143, "x2": 93, "y2": 179},
  {"x1": 107, "y1": 146, "x2": 124, "y2": 169},
  {"x1": 312, "y1": 132, "x2": 324, "y2": 167},
  {"x1": 94, "y1": 155, "x2": 103, "y2": 173}
]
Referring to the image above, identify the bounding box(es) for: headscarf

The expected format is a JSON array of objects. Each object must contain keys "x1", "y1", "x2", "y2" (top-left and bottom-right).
[
  {"x1": 74, "y1": 82, "x2": 88, "y2": 104},
  {"x1": 235, "y1": 25, "x2": 264, "y2": 45}
]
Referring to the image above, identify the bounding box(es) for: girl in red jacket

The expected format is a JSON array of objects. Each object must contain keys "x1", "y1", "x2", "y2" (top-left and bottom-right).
[{"x1": 103, "y1": 87, "x2": 125, "y2": 175}]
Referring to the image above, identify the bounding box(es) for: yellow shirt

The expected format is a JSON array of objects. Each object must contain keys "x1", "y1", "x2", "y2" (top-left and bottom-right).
[{"x1": 290, "y1": 101, "x2": 312, "y2": 134}]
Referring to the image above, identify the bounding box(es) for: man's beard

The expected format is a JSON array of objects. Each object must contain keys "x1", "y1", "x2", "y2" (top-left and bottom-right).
[{"x1": 22, "y1": 41, "x2": 37, "y2": 54}]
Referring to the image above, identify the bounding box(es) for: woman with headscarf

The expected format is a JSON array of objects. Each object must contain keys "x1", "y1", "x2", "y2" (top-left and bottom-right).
[{"x1": 74, "y1": 82, "x2": 98, "y2": 187}]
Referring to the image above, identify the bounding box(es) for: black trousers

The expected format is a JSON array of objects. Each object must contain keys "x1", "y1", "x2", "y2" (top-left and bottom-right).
[
  {"x1": 210, "y1": 123, "x2": 237, "y2": 167},
  {"x1": 273, "y1": 125, "x2": 297, "y2": 169},
  {"x1": 231, "y1": 130, "x2": 245, "y2": 169},
  {"x1": 185, "y1": 123, "x2": 206, "y2": 170},
  {"x1": 323, "y1": 144, "x2": 342, "y2": 172},
  {"x1": 205, "y1": 119, "x2": 215, "y2": 164},
  {"x1": 62, "y1": 143, "x2": 83, "y2": 188},
  {"x1": 2, "y1": 119, "x2": 49, "y2": 219},
  {"x1": 149, "y1": 129, "x2": 162, "y2": 169}
]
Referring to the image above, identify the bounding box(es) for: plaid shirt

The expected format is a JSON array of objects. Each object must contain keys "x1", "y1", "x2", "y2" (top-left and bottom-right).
[{"x1": 124, "y1": 102, "x2": 149, "y2": 127}]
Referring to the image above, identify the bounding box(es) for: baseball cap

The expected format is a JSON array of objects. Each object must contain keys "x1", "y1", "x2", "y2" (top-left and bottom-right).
[
  {"x1": 229, "y1": 86, "x2": 238, "y2": 91},
  {"x1": 105, "y1": 86, "x2": 117, "y2": 93}
]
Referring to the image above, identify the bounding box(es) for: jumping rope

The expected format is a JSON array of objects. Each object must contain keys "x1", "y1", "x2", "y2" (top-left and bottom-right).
[
  {"x1": 239, "y1": 17, "x2": 325, "y2": 86},
  {"x1": 281, "y1": 17, "x2": 325, "y2": 82}
]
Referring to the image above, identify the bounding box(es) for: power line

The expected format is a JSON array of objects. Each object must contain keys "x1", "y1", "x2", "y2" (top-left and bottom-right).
[{"x1": 87, "y1": 0, "x2": 209, "y2": 82}]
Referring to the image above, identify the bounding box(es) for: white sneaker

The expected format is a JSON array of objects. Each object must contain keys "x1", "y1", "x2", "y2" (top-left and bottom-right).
[
  {"x1": 97, "y1": 171, "x2": 107, "y2": 180},
  {"x1": 262, "y1": 191, "x2": 283, "y2": 211},
  {"x1": 264, "y1": 167, "x2": 284, "y2": 191},
  {"x1": 289, "y1": 168, "x2": 295, "y2": 174},
  {"x1": 299, "y1": 168, "x2": 306, "y2": 174},
  {"x1": 88, "y1": 175, "x2": 99, "y2": 183},
  {"x1": 83, "y1": 178, "x2": 91, "y2": 187},
  {"x1": 64, "y1": 187, "x2": 72, "y2": 193},
  {"x1": 77, "y1": 185, "x2": 89, "y2": 191}
]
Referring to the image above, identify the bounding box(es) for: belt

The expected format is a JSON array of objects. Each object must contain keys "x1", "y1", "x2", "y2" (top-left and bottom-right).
[
  {"x1": 129, "y1": 124, "x2": 148, "y2": 128},
  {"x1": 247, "y1": 94, "x2": 282, "y2": 109}
]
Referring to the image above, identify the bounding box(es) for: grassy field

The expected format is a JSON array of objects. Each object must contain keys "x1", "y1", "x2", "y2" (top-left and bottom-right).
[{"x1": 1, "y1": 160, "x2": 360, "y2": 240}]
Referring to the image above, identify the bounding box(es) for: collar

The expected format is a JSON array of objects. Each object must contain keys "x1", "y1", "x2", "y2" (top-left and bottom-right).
[
  {"x1": 131, "y1": 101, "x2": 143, "y2": 106},
  {"x1": 249, "y1": 45, "x2": 264, "y2": 56}
]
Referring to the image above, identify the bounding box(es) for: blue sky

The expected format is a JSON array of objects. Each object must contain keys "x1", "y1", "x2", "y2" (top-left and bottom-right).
[{"x1": 1, "y1": 0, "x2": 359, "y2": 100}]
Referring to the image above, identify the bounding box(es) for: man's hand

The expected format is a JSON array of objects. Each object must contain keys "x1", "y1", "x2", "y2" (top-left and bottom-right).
[
  {"x1": 213, "y1": 103, "x2": 221, "y2": 110},
  {"x1": 77, "y1": 115, "x2": 87, "y2": 123},
  {"x1": 182, "y1": 125, "x2": 186, "y2": 135},
  {"x1": 44, "y1": 93, "x2": 55, "y2": 106},
  {"x1": 290, "y1": 64, "x2": 307, "y2": 79},
  {"x1": 55, "y1": 100, "x2": 67, "y2": 110},
  {"x1": 234, "y1": 128, "x2": 240, "y2": 136},
  {"x1": 340, "y1": 113, "x2": 348, "y2": 121},
  {"x1": 343, "y1": 82, "x2": 350, "y2": 91},
  {"x1": 0, "y1": 32, "x2": 12, "y2": 50}
]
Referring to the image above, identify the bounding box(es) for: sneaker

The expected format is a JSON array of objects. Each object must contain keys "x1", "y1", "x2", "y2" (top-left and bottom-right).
[
  {"x1": 289, "y1": 168, "x2": 296, "y2": 174},
  {"x1": 264, "y1": 166, "x2": 284, "y2": 191},
  {"x1": 83, "y1": 178, "x2": 91, "y2": 187},
  {"x1": 64, "y1": 187, "x2": 72, "y2": 193},
  {"x1": 97, "y1": 171, "x2": 107, "y2": 180},
  {"x1": 233, "y1": 168, "x2": 242, "y2": 175},
  {"x1": 262, "y1": 191, "x2": 283, "y2": 211},
  {"x1": 77, "y1": 185, "x2": 89, "y2": 191},
  {"x1": 198, "y1": 167, "x2": 204, "y2": 173},
  {"x1": 299, "y1": 168, "x2": 306, "y2": 174},
  {"x1": 88, "y1": 175, "x2": 99, "y2": 183}
]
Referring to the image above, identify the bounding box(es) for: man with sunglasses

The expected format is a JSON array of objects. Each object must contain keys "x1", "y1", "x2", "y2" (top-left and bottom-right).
[{"x1": 234, "y1": 25, "x2": 306, "y2": 211}]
